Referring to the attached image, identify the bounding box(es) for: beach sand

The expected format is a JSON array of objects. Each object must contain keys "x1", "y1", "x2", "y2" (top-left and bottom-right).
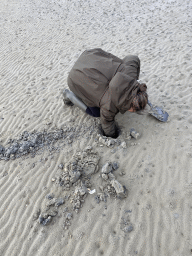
[{"x1": 0, "y1": 0, "x2": 192, "y2": 255}]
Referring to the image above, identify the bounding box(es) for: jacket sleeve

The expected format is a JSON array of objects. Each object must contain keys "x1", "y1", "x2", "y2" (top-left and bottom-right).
[
  {"x1": 100, "y1": 86, "x2": 119, "y2": 138},
  {"x1": 100, "y1": 107, "x2": 118, "y2": 138}
]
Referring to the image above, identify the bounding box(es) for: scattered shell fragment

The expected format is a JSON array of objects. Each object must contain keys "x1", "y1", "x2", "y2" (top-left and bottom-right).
[
  {"x1": 88, "y1": 189, "x2": 96, "y2": 194},
  {"x1": 121, "y1": 141, "x2": 127, "y2": 149},
  {"x1": 102, "y1": 173, "x2": 109, "y2": 181},
  {"x1": 130, "y1": 128, "x2": 140, "y2": 139},
  {"x1": 101, "y1": 162, "x2": 113, "y2": 174},
  {"x1": 110, "y1": 179, "x2": 127, "y2": 198}
]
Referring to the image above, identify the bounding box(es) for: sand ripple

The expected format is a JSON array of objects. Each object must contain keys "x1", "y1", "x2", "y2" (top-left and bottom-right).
[{"x1": 0, "y1": 0, "x2": 192, "y2": 255}]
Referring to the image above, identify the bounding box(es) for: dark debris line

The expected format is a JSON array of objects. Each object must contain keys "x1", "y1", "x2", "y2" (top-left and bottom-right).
[{"x1": 0, "y1": 123, "x2": 98, "y2": 161}]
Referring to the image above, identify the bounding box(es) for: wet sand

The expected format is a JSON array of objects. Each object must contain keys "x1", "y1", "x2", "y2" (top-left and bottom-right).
[{"x1": 0, "y1": 0, "x2": 192, "y2": 255}]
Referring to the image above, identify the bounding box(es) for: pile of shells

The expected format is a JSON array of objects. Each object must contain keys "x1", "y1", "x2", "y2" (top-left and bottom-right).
[
  {"x1": 96, "y1": 161, "x2": 128, "y2": 201},
  {"x1": 55, "y1": 146, "x2": 100, "y2": 191},
  {"x1": 33, "y1": 194, "x2": 65, "y2": 226},
  {"x1": 34, "y1": 147, "x2": 130, "y2": 227},
  {"x1": 36, "y1": 147, "x2": 100, "y2": 226}
]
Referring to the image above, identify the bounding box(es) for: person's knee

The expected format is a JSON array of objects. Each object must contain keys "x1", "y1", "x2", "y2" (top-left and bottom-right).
[
  {"x1": 123, "y1": 55, "x2": 140, "y2": 66},
  {"x1": 135, "y1": 55, "x2": 140, "y2": 65},
  {"x1": 131, "y1": 55, "x2": 140, "y2": 67}
]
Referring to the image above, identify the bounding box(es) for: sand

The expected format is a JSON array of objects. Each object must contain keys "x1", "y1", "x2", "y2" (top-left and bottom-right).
[{"x1": 0, "y1": 0, "x2": 192, "y2": 255}]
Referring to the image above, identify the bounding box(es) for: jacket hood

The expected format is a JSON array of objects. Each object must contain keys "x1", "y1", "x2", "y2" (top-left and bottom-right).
[{"x1": 109, "y1": 72, "x2": 140, "y2": 114}]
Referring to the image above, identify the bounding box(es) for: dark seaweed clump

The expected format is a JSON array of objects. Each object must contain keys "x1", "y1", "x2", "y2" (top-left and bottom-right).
[{"x1": 0, "y1": 123, "x2": 98, "y2": 161}]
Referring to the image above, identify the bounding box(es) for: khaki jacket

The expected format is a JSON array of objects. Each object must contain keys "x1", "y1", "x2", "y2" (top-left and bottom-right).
[{"x1": 67, "y1": 48, "x2": 141, "y2": 137}]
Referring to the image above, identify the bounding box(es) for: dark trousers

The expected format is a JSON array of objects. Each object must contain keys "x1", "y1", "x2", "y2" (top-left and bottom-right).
[{"x1": 86, "y1": 107, "x2": 100, "y2": 117}]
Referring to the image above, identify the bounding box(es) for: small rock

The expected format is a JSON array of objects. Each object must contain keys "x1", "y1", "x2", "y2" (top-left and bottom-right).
[
  {"x1": 75, "y1": 185, "x2": 87, "y2": 196},
  {"x1": 58, "y1": 164, "x2": 64, "y2": 169},
  {"x1": 110, "y1": 179, "x2": 127, "y2": 198},
  {"x1": 121, "y1": 141, "x2": 127, "y2": 149},
  {"x1": 127, "y1": 136, "x2": 132, "y2": 141},
  {"x1": 74, "y1": 200, "x2": 81, "y2": 209},
  {"x1": 46, "y1": 208, "x2": 58, "y2": 217},
  {"x1": 46, "y1": 193, "x2": 54, "y2": 200},
  {"x1": 108, "y1": 172, "x2": 115, "y2": 180},
  {"x1": 55, "y1": 198, "x2": 65, "y2": 207},
  {"x1": 39, "y1": 216, "x2": 52, "y2": 225},
  {"x1": 123, "y1": 225, "x2": 133, "y2": 233},
  {"x1": 19, "y1": 141, "x2": 32, "y2": 153},
  {"x1": 102, "y1": 173, "x2": 109, "y2": 181},
  {"x1": 98, "y1": 193, "x2": 105, "y2": 201},
  {"x1": 95, "y1": 195, "x2": 100, "y2": 204},
  {"x1": 130, "y1": 128, "x2": 140, "y2": 139},
  {"x1": 33, "y1": 209, "x2": 40, "y2": 220},
  {"x1": 10, "y1": 154, "x2": 15, "y2": 160},
  {"x1": 101, "y1": 162, "x2": 113, "y2": 174},
  {"x1": 112, "y1": 162, "x2": 119, "y2": 170},
  {"x1": 69, "y1": 170, "x2": 81, "y2": 184},
  {"x1": 41, "y1": 212, "x2": 49, "y2": 219},
  {"x1": 84, "y1": 146, "x2": 92, "y2": 151},
  {"x1": 46, "y1": 198, "x2": 57, "y2": 207},
  {"x1": 99, "y1": 137, "x2": 107, "y2": 144},
  {"x1": 39, "y1": 216, "x2": 45, "y2": 224},
  {"x1": 99, "y1": 186, "x2": 104, "y2": 192},
  {"x1": 0, "y1": 145, "x2": 5, "y2": 154},
  {"x1": 5, "y1": 143, "x2": 19, "y2": 157},
  {"x1": 119, "y1": 171, "x2": 125, "y2": 176},
  {"x1": 63, "y1": 207, "x2": 68, "y2": 213},
  {"x1": 107, "y1": 139, "x2": 115, "y2": 147},
  {"x1": 66, "y1": 213, "x2": 73, "y2": 220}
]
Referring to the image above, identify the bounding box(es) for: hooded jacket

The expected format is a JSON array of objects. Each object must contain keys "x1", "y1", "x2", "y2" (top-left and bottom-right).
[{"x1": 67, "y1": 48, "x2": 141, "y2": 137}]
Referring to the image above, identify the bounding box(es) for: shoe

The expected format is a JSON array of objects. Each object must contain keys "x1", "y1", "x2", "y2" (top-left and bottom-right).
[
  {"x1": 62, "y1": 89, "x2": 87, "y2": 112},
  {"x1": 63, "y1": 89, "x2": 74, "y2": 106}
]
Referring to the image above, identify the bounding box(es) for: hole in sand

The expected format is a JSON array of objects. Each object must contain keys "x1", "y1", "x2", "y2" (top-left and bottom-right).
[
  {"x1": 99, "y1": 250, "x2": 104, "y2": 255},
  {"x1": 97, "y1": 125, "x2": 121, "y2": 138}
]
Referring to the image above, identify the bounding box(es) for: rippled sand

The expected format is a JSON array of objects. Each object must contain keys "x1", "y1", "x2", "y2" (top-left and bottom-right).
[{"x1": 0, "y1": 0, "x2": 192, "y2": 255}]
